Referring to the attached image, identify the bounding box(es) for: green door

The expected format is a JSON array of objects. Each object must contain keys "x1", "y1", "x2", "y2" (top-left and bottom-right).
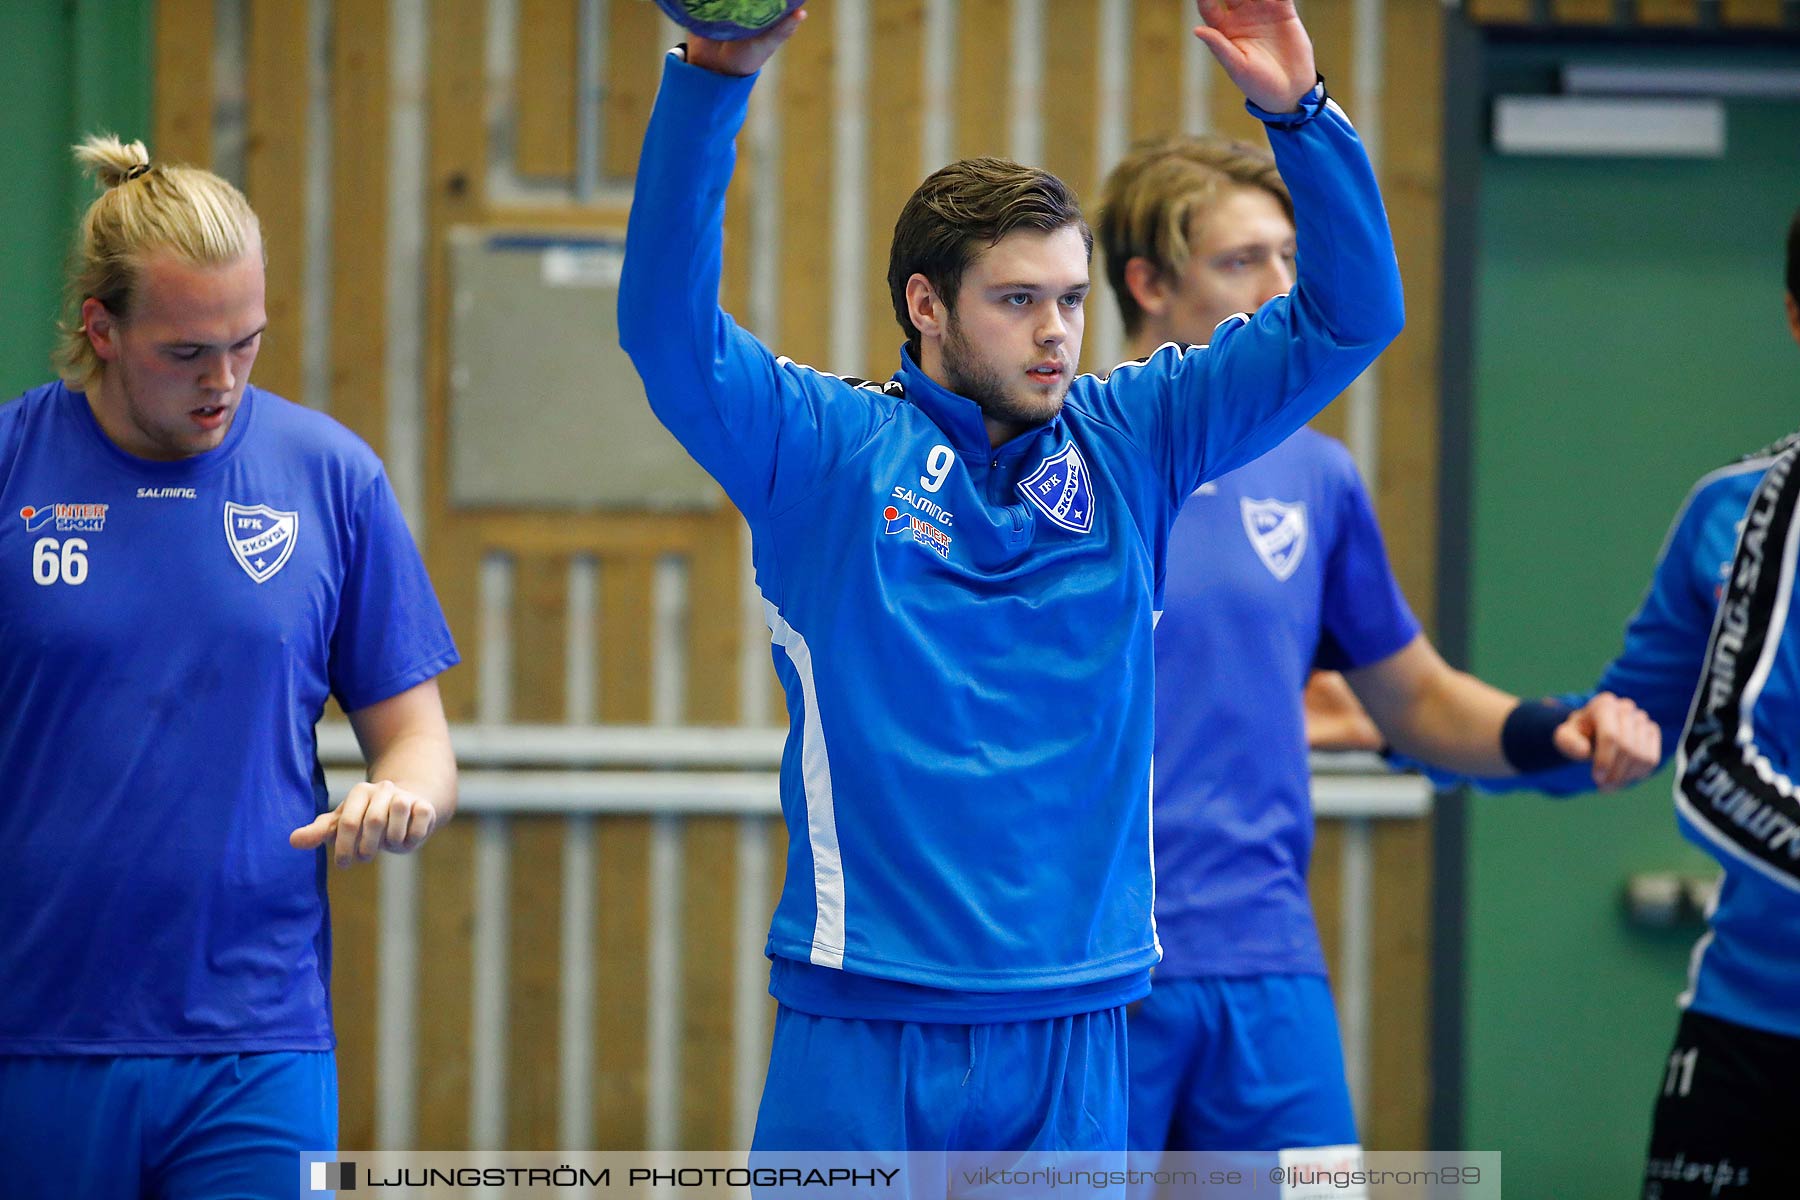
[{"x1": 1461, "y1": 40, "x2": 1800, "y2": 1198}]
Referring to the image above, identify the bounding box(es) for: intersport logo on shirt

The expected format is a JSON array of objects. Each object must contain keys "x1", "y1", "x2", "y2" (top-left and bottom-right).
[
  {"x1": 881, "y1": 504, "x2": 953, "y2": 559},
  {"x1": 18, "y1": 501, "x2": 108, "y2": 532}
]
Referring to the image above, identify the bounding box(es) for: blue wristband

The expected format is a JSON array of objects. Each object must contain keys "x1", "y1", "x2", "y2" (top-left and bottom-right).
[{"x1": 1501, "y1": 699, "x2": 1577, "y2": 773}]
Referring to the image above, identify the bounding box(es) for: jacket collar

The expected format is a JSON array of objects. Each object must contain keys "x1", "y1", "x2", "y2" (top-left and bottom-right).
[{"x1": 892, "y1": 346, "x2": 1062, "y2": 460}]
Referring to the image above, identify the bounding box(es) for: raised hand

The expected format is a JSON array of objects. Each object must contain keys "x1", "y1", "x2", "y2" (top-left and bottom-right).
[
  {"x1": 1553, "y1": 692, "x2": 1663, "y2": 791},
  {"x1": 688, "y1": 7, "x2": 806, "y2": 78},
  {"x1": 1192, "y1": 0, "x2": 1316, "y2": 114}
]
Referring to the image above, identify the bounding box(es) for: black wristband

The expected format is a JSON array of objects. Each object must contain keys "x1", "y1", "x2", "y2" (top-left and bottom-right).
[
  {"x1": 1247, "y1": 75, "x2": 1330, "y2": 129},
  {"x1": 1501, "y1": 699, "x2": 1577, "y2": 773}
]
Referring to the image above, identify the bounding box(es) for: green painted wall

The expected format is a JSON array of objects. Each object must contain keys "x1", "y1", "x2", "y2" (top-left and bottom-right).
[
  {"x1": 1464, "y1": 46, "x2": 1800, "y2": 1197},
  {"x1": 0, "y1": 0, "x2": 152, "y2": 399}
]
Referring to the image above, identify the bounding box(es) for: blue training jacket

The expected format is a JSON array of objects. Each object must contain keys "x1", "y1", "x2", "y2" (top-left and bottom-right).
[
  {"x1": 618, "y1": 51, "x2": 1402, "y2": 1020},
  {"x1": 1488, "y1": 435, "x2": 1800, "y2": 1039}
]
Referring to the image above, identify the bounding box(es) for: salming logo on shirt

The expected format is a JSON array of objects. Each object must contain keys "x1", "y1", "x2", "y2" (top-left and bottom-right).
[
  {"x1": 1677, "y1": 446, "x2": 1800, "y2": 892},
  {"x1": 881, "y1": 482, "x2": 957, "y2": 560}
]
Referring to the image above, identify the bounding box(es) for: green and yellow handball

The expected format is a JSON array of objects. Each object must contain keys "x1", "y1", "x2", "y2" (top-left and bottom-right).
[{"x1": 650, "y1": 0, "x2": 804, "y2": 41}]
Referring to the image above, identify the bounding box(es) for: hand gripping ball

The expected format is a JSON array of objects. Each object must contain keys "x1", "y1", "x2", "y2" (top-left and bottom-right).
[{"x1": 651, "y1": 0, "x2": 805, "y2": 41}]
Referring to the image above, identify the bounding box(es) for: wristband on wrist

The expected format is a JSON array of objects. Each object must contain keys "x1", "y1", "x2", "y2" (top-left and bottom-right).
[
  {"x1": 1501, "y1": 699, "x2": 1577, "y2": 773},
  {"x1": 1247, "y1": 75, "x2": 1329, "y2": 128}
]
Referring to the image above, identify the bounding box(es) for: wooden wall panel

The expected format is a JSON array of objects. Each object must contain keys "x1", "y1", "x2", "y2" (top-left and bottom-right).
[
  {"x1": 1206, "y1": 40, "x2": 1268, "y2": 146},
  {"x1": 423, "y1": 0, "x2": 488, "y2": 424},
  {"x1": 423, "y1": 0, "x2": 487, "y2": 694},
  {"x1": 682, "y1": 531, "x2": 749, "y2": 1146},
  {"x1": 1369, "y1": 820, "x2": 1432, "y2": 1149},
  {"x1": 1360, "y1": 0, "x2": 1447, "y2": 1151},
  {"x1": 459, "y1": 512, "x2": 708, "y2": 558},
  {"x1": 687, "y1": 522, "x2": 746, "y2": 724},
  {"x1": 1130, "y1": 0, "x2": 1190, "y2": 145},
  {"x1": 506, "y1": 557, "x2": 571, "y2": 1146},
  {"x1": 329, "y1": 858, "x2": 381, "y2": 1149},
  {"x1": 1306, "y1": 398, "x2": 1351, "y2": 445},
  {"x1": 245, "y1": 0, "x2": 310, "y2": 404},
  {"x1": 865, "y1": 0, "x2": 925, "y2": 373},
  {"x1": 434, "y1": 531, "x2": 485, "y2": 724},
  {"x1": 1552, "y1": 0, "x2": 1617, "y2": 23},
  {"x1": 507, "y1": 816, "x2": 567, "y2": 1148},
  {"x1": 1046, "y1": 0, "x2": 1102, "y2": 382},
  {"x1": 516, "y1": 0, "x2": 579, "y2": 178},
  {"x1": 1309, "y1": 821, "x2": 1347, "y2": 975},
  {"x1": 1466, "y1": 0, "x2": 1537, "y2": 22},
  {"x1": 1721, "y1": 0, "x2": 1786, "y2": 22},
  {"x1": 955, "y1": 0, "x2": 1010, "y2": 159},
  {"x1": 1635, "y1": 0, "x2": 1699, "y2": 23},
  {"x1": 605, "y1": 0, "x2": 665, "y2": 181},
  {"x1": 592, "y1": 559, "x2": 655, "y2": 1144},
  {"x1": 328, "y1": 0, "x2": 389, "y2": 453},
  {"x1": 1307, "y1": 819, "x2": 1434, "y2": 1150},
  {"x1": 417, "y1": 820, "x2": 477, "y2": 1147},
  {"x1": 1040, "y1": 0, "x2": 1099, "y2": 201},
  {"x1": 513, "y1": 555, "x2": 572, "y2": 722},
  {"x1": 1307, "y1": 0, "x2": 1357, "y2": 115},
  {"x1": 777, "y1": 7, "x2": 836, "y2": 372},
  {"x1": 600, "y1": 556, "x2": 656, "y2": 722},
  {"x1": 594, "y1": 816, "x2": 652, "y2": 1146},
  {"x1": 153, "y1": 0, "x2": 214, "y2": 166},
  {"x1": 417, "y1": 0, "x2": 489, "y2": 1150},
  {"x1": 1366, "y1": 0, "x2": 1444, "y2": 1149},
  {"x1": 1296, "y1": 0, "x2": 1357, "y2": 448},
  {"x1": 1381, "y1": 0, "x2": 1446, "y2": 625},
  {"x1": 681, "y1": 816, "x2": 740, "y2": 1146}
]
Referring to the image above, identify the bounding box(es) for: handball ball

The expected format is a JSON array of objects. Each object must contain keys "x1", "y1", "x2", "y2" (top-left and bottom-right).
[{"x1": 651, "y1": 0, "x2": 805, "y2": 41}]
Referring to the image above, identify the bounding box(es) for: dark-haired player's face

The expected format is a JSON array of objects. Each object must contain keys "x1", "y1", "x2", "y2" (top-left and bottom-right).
[
  {"x1": 1162, "y1": 186, "x2": 1296, "y2": 346},
  {"x1": 88, "y1": 235, "x2": 266, "y2": 461},
  {"x1": 939, "y1": 226, "x2": 1090, "y2": 433}
]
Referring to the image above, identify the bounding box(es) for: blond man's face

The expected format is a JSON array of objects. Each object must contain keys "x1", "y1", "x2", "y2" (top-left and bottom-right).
[
  {"x1": 1160, "y1": 185, "x2": 1297, "y2": 345},
  {"x1": 86, "y1": 236, "x2": 267, "y2": 460}
]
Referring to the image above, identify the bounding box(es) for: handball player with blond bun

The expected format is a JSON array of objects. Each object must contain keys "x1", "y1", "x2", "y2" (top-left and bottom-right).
[{"x1": 0, "y1": 138, "x2": 457, "y2": 1197}]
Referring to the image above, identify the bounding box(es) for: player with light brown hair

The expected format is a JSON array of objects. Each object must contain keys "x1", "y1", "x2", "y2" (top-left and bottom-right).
[{"x1": 1096, "y1": 132, "x2": 1658, "y2": 1162}]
